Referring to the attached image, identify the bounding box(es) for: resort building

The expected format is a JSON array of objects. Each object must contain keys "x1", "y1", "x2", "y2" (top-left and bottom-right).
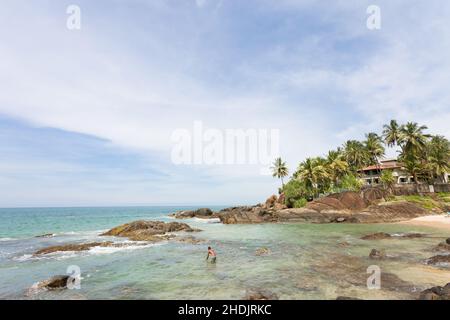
[
  {"x1": 359, "y1": 159, "x2": 414, "y2": 185},
  {"x1": 360, "y1": 159, "x2": 449, "y2": 185}
]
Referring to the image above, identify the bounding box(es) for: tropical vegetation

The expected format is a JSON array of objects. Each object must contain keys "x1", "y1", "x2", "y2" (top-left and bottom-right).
[{"x1": 273, "y1": 121, "x2": 450, "y2": 208}]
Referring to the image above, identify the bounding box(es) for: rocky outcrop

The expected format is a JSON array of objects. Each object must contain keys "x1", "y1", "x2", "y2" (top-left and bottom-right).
[
  {"x1": 216, "y1": 190, "x2": 431, "y2": 225},
  {"x1": 419, "y1": 283, "x2": 450, "y2": 300},
  {"x1": 170, "y1": 208, "x2": 218, "y2": 219},
  {"x1": 34, "y1": 242, "x2": 115, "y2": 255},
  {"x1": 101, "y1": 220, "x2": 198, "y2": 241},
  {"x1": 218, "y1": 206, "x2": 278, "y2": 224},
  {"x1": 433, "y1": 242, "x2": 450, "y2": 252}
]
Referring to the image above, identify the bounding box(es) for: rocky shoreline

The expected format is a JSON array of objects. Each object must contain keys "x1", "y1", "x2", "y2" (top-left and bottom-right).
[{"x1": 170, "y1": 189, "x2": 436, "y2": 225}]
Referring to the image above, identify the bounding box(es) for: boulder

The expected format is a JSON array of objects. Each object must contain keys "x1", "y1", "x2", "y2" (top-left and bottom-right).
[
  {"x1": 433, "y1": 242, "x2": 450, "y2": 252},
  {"x1": 101, "y1": 220, "x2": 197, "y2": 241},
  {"x1": 336, "y1": 296, "x2": 363, "y2": 300},
  {"x1": 277, "y1": 193, "x2": 286, "y2": 205},
  {"x1": 255, "y1": 247, "x2": 271, "y2": 256},
  {"x1": 447, "y1": 238, "x2": 450, "y2": 245},
  {"x1": 369, "y1": 249, "x2": 386, "y2": 259},
  {"x1": 34, "y1": 275, "x2": 70, "y2": 290},
  {"x1": 418, "y1": 283, "x2": 450, "y2": 300},
  {"x1": 218, "y1": 206, "x2": 277, "y2": 224},
  {"x1": 264, "y1": 195, "x2": 278, "y2": 208}
]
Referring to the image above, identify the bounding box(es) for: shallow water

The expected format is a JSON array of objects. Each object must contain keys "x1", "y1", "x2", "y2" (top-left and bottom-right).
[{"x1": 0, "y1": 207, "x2": 448, "y2": 300}]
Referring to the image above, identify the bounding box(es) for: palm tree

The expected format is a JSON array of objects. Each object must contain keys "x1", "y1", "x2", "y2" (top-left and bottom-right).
[
  {"x1": 427, "y1": 135, "x2": 450, "y2": 183},
  {"x1": 271, "y1": 157, "x2": 289, "y2": 189},
  {"x1": 382, "y1": 120, "x2": 401, "y2": 147},
  {"x1": 296, "y1": 157, "x2": 330, "y2": 197},
  {"x1": 364, "y1": 132, "x2": 385, "y2": 166},
  {"x1": 326, "y1": 150, "x2": 349, "y2": 187},
  {"x1": 343, "y1": 140, "x2": 369, "y2": 173},
  {"x1": 380, "y1": 169, "x2": 396, "y2": 193},
  {"x1": 398, "y1": 122, "x2": 431, "y2": 159},
  {"x1": 401, "y1": 155, "x2": 423, "y2": 184}
]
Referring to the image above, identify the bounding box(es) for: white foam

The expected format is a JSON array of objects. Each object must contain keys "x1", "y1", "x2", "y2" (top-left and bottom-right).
[
  {"x1": 0, "y1": 237, "x2": 16, "y2": 242},
  {"x1": 193, "y1": 217, "x2": 221, "y2": 224}
]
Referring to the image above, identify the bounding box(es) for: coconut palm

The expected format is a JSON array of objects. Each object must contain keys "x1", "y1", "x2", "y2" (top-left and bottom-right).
[
  {"x1": 343, "y1": 140, "x2": 369, "y2": 173},
  {"x1": 326, "y1": 150, "x2": 349, "y2": 187},
  {"x1": 426, "y1": 135, "x2": 450, "y2": 183},
  {"x1": 382, "y1": 120, "x2": 401, "y2": 147},
  {"x1": 398, "y1": 122, "x2": 431, "y2": 159},
  {"x1": 296, "y1": 157, "x2": 330, "y2": 197},
  {"x1": 380, "y1": 169, "x2": 396, "y2": 192},
  {"x1": 271, "y1": 157, "x2": 289, "y2": 189},
  {"x1": 364, "y1": 132, "x2": 385, "y2": 166}
]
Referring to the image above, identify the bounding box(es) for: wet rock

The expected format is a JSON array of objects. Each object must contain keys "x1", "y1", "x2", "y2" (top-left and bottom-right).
[
  {"x1": 425, "y1": 255, "x2": 450, "y2": 267},
  {"x1": 255, "y1": 247, "x2": 271, "y2": 256},
  {"x1": 35, "y1": 233, "x2": 55, "y2": 238},
  {"x1": 170, "y1": 208, "x2": 216, "y2": 219},
  {"x1": 336, "y1": 296, "x2": 363, "y2": 300},
  {"x1": 447, "y1": 238, "x2": 450, "y2": 245},
  {"x1": 26, "y1": 275, "x2": 70, "y2": 296},
  {"x1": 218, "y1": 206, "x2": 278, "y2": 224},
  {"x1": 418, "y1": 283, "x2": 450, "y2": 300},
  {"x1": 361, "y1": 233, "x2": 392, "y2": 240},
  {"x1": 244, "y1": 290, "x2": 278, "y2": 300},
  {"x1": 101, "y1": 220, "x2": 197, "y2": 241},
  {"x1": 369, "y1": 249, "x2": 386, "y2": 259},
  {"x1": 34, "y1": 242, "x2": 115, "y2": 255}
]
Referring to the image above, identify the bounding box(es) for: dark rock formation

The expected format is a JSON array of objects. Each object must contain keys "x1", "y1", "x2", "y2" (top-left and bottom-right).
[
  {"x1": 101, "y1": 220, "x2": 197, "y2": 241},
  {"x1": 418, "y1": 283, "x2": 450, "y2": 300},
  {"x1": 369, "y1": 249, "x2": 386, "y2": 259},
  {"x1": 34, "y1": 242, "x2": 115, "y2": 255},
  {"x1": 218, "y1": 205, "x2": 278, "y2": 224},
  {"x1": 170, "y1": 208, "x2": 217, "y2": 219},
  {"x1": 361, "y1": 232, "x2": 426, "y2": 240},
  {"x1": 336, "y1": 296, "x2": 363, "y2": 300},
  {"x1": 35, "y1": 233, "x2": 55, "y2": 238},
  {"x1": 447, "y1": 238, "x2": 450, "y2": 245}
]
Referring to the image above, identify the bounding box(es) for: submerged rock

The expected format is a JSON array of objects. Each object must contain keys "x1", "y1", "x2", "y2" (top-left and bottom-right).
[
  {"x1": 418, "y1": 283, "x2": 450, "y2": 300},
  {"x1": 336, "y1": 296, "x2": 363, "y2": 300},
  {"x1": 361, "y1": 233, "x2": 392, "y2": 240},
  {"x1": 244, "y1": 290, "x2": 278, "y2": 300},
  {"x1": 369, "y1": 249, "x2": 386, "y2": 259},
  {"x1": 35, "y1": 233, "x2": 55, "y2": 238},
  {"x1": 255, "y1": 247, "x2": 271, "y2": 256},
  {"x1": 425, "y1": 255, "x2": 450, "y2": 267},
  {"x1": 433, "y1": 242, "x2": 450, "y2": 252},
  {"x1": 26, "y1": 275, "x2": 70, "y2": 296},
  {"x1": 361, "y1": 232, "x2": 426, "y2": 240},
  {"x1": 101, "y1": 220, "x2": 197, "y2": 241}
]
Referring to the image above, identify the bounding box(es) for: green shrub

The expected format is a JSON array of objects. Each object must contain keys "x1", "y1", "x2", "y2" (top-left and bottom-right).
[
  {"x1": 339, "y1": 173, "x2": 364, "y2": 192},
  {"x1": 293, "y1": 198, "x2": 307, "y2": 208},
  {"x1": 282, "y1": 179, "x2": 310, "y2": 208}
]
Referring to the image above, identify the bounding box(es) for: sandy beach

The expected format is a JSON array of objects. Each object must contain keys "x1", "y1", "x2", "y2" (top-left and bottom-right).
[{"x1": 399, "y1": 215, "x2": 450, "y2": 231}]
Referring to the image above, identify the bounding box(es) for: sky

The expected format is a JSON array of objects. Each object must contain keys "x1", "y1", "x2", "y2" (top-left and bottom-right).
[{"x1": 0, "y1": 0, "x2": 450, "y2": 207}]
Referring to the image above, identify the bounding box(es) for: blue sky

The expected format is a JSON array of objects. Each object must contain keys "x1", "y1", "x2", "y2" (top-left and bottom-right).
[{"x1": 1, "y1": 0, "x2": 449, "y2": 207}]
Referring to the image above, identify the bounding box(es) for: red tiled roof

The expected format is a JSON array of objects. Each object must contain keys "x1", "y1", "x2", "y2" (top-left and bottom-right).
[{"x1": 360, "y1": 160, "x2": 403, "y2": 172}]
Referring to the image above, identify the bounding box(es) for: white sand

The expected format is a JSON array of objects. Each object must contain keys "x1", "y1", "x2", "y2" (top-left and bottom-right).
[{"x1": 399, "y1": 215, "x2": 450, "y2": 230}]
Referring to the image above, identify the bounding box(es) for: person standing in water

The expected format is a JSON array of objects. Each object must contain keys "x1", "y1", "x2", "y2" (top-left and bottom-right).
[{"x1": 206, "y1": 246, "x2": 217, "y2": 263}]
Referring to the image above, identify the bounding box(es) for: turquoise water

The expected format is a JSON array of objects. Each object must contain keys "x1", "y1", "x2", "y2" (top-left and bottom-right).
[{"x1": 0, "y1": 206, "x2": 449, "y2": 300}]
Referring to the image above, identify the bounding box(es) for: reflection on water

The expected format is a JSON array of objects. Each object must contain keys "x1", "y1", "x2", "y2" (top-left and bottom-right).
[{"x1": 0, "y1": 214, "x2": 449, "y2": 300}]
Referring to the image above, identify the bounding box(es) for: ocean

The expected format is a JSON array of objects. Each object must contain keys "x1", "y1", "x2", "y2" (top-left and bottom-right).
[{"x1": 0, "y1": 206, "x2": 448, "y2": 300}]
